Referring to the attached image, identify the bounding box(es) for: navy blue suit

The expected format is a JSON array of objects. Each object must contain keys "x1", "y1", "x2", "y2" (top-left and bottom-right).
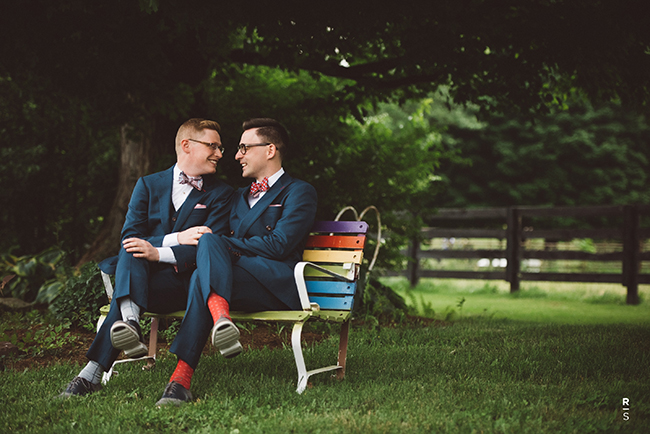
[
  {"x1": 170, "y1": 172, "x2": 317, "y2": 368},
  {"x1": 88, "y1": 166, "x2": 233, "y2": 370}
]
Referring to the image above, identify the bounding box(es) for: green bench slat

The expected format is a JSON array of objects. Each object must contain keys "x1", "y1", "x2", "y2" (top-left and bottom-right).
[
  {"x1": 303, "y1": 264, "x2": 355, "y2": 278},
  {"x1": 231, "y1": 311, "x2": 311, "y2": 322}
]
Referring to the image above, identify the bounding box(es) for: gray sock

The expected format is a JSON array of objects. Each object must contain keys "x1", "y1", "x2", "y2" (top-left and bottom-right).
[
  {"x1": 78, "y1": 361, "x2": 104, "y2": 385},
  {"x1": 119, "y1": 297, "x2": 141, "y2": 323}
]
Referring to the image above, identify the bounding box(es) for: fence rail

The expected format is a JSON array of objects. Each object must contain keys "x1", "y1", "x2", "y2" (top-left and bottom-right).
[{"x1": 393, "y1": 205, "x2": 650, "y2": 305}]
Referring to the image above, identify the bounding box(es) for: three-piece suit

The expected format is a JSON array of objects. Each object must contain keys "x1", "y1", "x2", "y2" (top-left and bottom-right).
[
  {"x1": 88, "y1": 165, "x2": 233, "y2": 370},
  {"x1": 170, "y1": 172, "x2": 318, "y2": 368}
]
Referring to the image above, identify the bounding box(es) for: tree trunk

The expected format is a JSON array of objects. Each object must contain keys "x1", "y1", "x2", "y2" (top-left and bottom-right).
[{"x1": 77, "y1": 122, "x2": 151, "y2": 266}]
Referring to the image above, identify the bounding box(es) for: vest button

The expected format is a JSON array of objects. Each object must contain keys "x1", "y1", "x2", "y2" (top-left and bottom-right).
[
  {"x1": 230, "y1": 230, "x2": 235, "y2": 235},
  {"x1": 266, "y1": 225, "x2": 272, "y2": 231},
  {"x1": 172, "y1": 217, "x2": 177, "y2": 222}
]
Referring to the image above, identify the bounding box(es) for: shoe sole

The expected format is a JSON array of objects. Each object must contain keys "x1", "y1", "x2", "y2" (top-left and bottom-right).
[
  {"x1": 155, "y1": 397, "x2": 189, "y2": 407},
  {"x1": 110, "y1": 322, "x2": 148, "y2": 358},
  {"x1": 211, "y1": 318, "x2": 242, "y2": 358}
]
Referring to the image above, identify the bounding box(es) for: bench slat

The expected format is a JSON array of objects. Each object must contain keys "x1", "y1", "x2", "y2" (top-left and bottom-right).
[
  {"x1": 304, "y1": 264, "x2": 356, "y2": 279},
  {"x1": 306, "y1": 235, "x2": 366, "y2": 249},
  {"x1": 302, "y1": 249, "x2": 363, "y2": 264},
  {"x1": 306, "y1": 280, "x2": 356, "y2": 295},
  {"x1": 311, "y1": 221, "x2": 369, "y2": 234},
  {"x1": 310, "y1": 295, "x2": 354, "y2": 310},
  {"x1": 231, "y1": 311, "x2": 311, "y2": 322}
]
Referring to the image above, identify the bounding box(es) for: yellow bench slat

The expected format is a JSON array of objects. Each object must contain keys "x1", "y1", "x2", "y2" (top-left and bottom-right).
[{"x1": 302, "y1": 249, "x2": 363, "y2": 264}]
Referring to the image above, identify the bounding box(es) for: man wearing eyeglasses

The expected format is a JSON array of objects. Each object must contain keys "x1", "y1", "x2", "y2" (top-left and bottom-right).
[
  {"x1": 156, "y1": 118, "x2": 317, "y2": 406},
  {"x1": 60, "y1": 118, "x2": 234, "y2": 398}
]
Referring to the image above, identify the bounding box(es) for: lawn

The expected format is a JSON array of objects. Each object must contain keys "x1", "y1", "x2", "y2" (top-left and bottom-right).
[
  {"x1": 385, "y1": 277, "x2": 650, "y2": 325},
  {"x1": 1, "y1": 278, "x2": 649, "y2": 433}
]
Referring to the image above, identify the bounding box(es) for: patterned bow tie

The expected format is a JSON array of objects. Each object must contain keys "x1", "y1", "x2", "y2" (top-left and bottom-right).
[
  {"x1": 249, "y1": 177, "x2": 269, "y2": 197},
  {"x1": 179, "y1": 171, "x2": 203, "y2": 190}
]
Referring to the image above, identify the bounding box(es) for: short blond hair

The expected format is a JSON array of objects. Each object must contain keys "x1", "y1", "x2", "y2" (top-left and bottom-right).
[{"x1": 175, "y1": 118, "x2": 221, "y2": 153}]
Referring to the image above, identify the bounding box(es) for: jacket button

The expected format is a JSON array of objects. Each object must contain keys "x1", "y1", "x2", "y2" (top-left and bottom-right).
[
  {"x1": 230, "y1": 230, "x2": 235, "y2": 235},
  {"x1": 172, "y1": 217, "x2": 177, "y2": 222},
  {"x1": 266, "y1": 225, "x2": 272, "y2": 231}
]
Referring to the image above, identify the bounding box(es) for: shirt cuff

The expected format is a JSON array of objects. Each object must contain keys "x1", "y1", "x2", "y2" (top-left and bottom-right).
[
  {"x1": 157, "y1": 247, "x2": 177, "y2": 265},
  {"x1": 163, "y1": 233, "x2": 180, "y2": 247}
]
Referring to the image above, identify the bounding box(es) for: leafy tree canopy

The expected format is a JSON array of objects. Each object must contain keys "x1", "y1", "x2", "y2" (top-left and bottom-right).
[{"x1": 1, "y1": 0, "x2": 649, "y2": 263}]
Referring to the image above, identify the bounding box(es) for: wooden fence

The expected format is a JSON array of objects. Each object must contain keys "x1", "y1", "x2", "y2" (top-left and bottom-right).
[{"x1": 398, "y1": 205, "x2": 650, "y2": 305}]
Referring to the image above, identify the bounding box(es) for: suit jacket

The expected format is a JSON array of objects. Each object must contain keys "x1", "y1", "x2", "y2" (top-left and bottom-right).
[
  {"x1": 99, "y1": 165, "x2": 234, "y2": 275},
  {"x1": 223, "y1": 172, "x2": 317, "y2": 308}
]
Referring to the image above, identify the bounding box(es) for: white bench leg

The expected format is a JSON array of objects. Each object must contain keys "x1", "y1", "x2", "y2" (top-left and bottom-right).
[{"x1": 291, "y1": 322, "x2": 309, "y2": 394}]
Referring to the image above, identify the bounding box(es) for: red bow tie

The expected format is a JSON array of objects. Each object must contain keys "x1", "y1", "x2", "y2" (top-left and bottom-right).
[
  {"x1": 179, "y1": 172, "x2": 203, "y2": 190},
  {"x1": 249, "y1": 177, "x2": 269, "y2": 197}
]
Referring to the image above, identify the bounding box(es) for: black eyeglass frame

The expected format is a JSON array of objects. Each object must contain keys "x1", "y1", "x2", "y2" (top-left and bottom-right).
[
  {"x1": 237, "y1": 143, "x2": 271, "y2": 155},
  {"x1": 188, "y1": 138, "x2": 225, "y2": 154}
]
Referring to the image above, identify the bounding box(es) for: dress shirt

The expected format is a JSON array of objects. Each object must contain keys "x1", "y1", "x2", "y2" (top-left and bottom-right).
[{"x1": 157, "y1": 165, "x2": 196, "y2": 264}]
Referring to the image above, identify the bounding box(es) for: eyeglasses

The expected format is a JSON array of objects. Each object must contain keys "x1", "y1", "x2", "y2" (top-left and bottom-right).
[
  {"x1": 188, "y1": 138, "x2": 225, "y2": 154},
  {"x1": 237, "y1": 143, "x2": 271, "y2": 155}
]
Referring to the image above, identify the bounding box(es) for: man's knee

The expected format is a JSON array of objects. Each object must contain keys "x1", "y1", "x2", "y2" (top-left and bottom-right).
[{"x1": 198, "y1": 234, "x2": 227, "y2": 255}]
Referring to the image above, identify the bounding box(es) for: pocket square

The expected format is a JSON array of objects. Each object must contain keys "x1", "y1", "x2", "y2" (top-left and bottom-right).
[
  {"x1": 194, "y1": 203, "x2": 207, "y2": 209},
  {"x1": 269, "y1": 204, "x2": 283, "y2": 207}
]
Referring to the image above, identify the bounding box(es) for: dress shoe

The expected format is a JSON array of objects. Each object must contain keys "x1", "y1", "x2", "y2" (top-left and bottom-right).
[
  {"x1": 211, "y1": 317, "x2": 243, "y2": 358},
  {"x1": 155, "y1": 381, "x2": 193, "y2": 407},
  {"x1": 110, "y1": 319, "x2": 148, "y2": 358},
  {"x1": 59, "y1": 376, "x2": 102, "y2": 398}
]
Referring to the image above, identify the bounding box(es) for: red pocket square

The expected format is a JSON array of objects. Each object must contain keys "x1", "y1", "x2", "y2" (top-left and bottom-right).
[{"x1": 194, "y1": 203, "x2": 207, "y2": 209}]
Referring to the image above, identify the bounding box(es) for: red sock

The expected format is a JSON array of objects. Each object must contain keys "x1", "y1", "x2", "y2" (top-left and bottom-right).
[
  {"x1": 170, "y1": 359, "x2": 194, "y2": 390},
  {"x1": 207, "y1": 292, "x2": 230, "y2": 323}
]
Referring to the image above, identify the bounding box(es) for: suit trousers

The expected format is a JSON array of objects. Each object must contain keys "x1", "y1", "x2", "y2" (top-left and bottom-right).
[
  {"x1": 170, "y1": 235, "x2": 296, "y2": 369},
  {"x1": 87, "y1": 248, "x2": 189, "y2": 370}
]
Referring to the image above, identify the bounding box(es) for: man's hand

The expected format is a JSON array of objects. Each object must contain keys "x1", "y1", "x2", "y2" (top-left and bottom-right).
[
  {"x1": 122, "y1": 237, "x2": 160, "y2": 261},
  {"x1": 177, "y1": 226, "x2": 213, "y2": 246}
]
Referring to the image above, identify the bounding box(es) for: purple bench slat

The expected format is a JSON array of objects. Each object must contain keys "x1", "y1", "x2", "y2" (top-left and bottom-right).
[{"x1": 311, "y1": 221, "x2": 369, "y2": 234}]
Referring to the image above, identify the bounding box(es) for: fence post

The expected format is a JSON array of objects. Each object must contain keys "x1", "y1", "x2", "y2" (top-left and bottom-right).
[
  {"x1": 622, "y1": 205, "x2": 640, "y2": 305},
  {"x1": 407, "y1": 237, "x2": 420, "y2": 287},
  {"x1": 506, "y1": 207, "x2": 521, "y2": 293}
]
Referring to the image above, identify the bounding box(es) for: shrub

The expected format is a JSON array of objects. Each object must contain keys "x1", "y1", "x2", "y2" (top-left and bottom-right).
[
  {"x1": 0, "y1": 247, "x2": 66, "y2": 303},
  {"x1": 50, "y1": 262, "x2": 108, "y2": 330}
]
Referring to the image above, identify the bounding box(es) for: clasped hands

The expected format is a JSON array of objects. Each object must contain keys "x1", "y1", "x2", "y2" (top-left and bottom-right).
[{"x1": 122, "y1": 226, "x2": 212, "y2": 261}]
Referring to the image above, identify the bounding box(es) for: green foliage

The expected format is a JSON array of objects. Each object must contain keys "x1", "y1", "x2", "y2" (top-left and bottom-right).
[
  {"x1": 0, "y1": 247, "x2": 66, "y2": 303},
  {"x1": 0, "y1": 310, "x2": 78, "y2": 359},
  {"x1": 355, "y1": 278, "x2": 413, "y2": 322},
  {"x1": 207, "y1": 65, "x2": 455, "y2": 272},
  {"x1": 50, "y1": 262, "x2": 109, "y2": 329},
  {"x1": 436, "y1": 98, "x2": 650, "y2": 210}
]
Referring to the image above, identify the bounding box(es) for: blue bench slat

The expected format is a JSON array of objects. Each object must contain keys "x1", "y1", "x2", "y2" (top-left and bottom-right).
[
  {"x1": 306, "y1": 280, "x2": 357, "y2": 295},
  {"x1": 311, "y1": 221, "x2": 369, "y2": 234},
  {"x1": 309, "y1": 295, "x2": 355, "y2": 310}
]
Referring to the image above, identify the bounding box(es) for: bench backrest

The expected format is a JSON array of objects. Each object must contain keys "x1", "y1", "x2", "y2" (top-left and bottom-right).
[{"x1": 302, "y1": 221, "x2": 369, "y2": 311}]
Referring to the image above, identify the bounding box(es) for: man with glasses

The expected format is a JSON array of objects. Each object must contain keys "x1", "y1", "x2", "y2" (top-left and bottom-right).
[
  {"x1": 60, "y1": 118, "x2": 234, "y2": 397},
  {"x1": 155, "y1": 118, "x2": 317, "y2": 406}
]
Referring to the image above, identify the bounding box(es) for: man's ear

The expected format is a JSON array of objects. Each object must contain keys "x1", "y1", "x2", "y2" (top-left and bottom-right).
[
  {"x1": 267, "y1": 143, "x2": 277, "y2": 160},
  {"x1": 180, "y1": 139, "x2": 192, "y2": 154}
]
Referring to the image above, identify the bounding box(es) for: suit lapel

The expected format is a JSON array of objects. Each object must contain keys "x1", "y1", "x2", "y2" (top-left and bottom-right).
[
  {"x1": 158, "y1": 167, "x2": 175, "y2": 233},
  {"x1": 235, "y1": 173, "x2": 292, "y2": 237}
]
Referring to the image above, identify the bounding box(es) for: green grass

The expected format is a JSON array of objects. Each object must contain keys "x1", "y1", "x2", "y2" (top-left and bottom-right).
[
  {"x1": 1, "y1": 319, "x2": 649, "y2": 433},
  {"x1": 385, "y1": 277, "x2": 650, "y2": 324},
  {"x1": 2, "y1": 279, "x2": 650, "y2": 433}
]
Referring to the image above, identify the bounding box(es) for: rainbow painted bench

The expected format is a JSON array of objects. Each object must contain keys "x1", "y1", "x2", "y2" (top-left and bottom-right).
[{"x1": 99, "y1": 219, "x2": 370, "y2": 393}]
